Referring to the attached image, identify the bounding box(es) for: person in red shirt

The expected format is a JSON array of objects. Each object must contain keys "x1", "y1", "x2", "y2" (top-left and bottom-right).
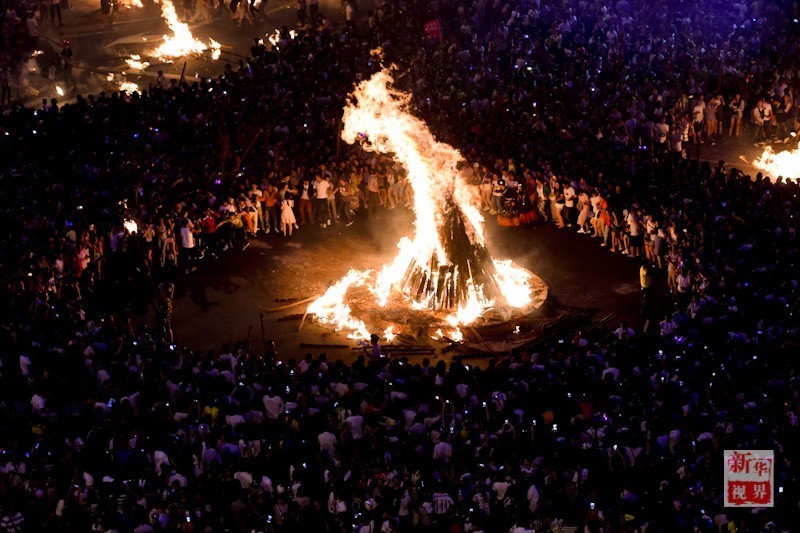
[{"x1": 199, "y1": 209, "x2": 220, "y2": 255}]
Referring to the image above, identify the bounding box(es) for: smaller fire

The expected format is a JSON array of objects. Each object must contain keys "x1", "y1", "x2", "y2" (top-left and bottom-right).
[
  {"x1": 266, "y1": 29, "x2": 297, "y2": 48},
  {"x1": 752, "y1": 140, "x2": 800, "y2": 181},
  {"x1": 32, "y1": 50, "x2": 45, "y2": 56},
  {"x1": 125, "y1": 54, "x2": 150, "y2": 71},
  {"x1": 492, "y1": 259, "x2": 533, "y2": 308},
  {"x1": 307, "y1": 270, "x2": 372, "y2": 340},
  {"x1": 119, "y1": 82, "x2": 140, "y2": 93},
  {"x1": 448, "y1": 329, "x2": 464, "y2": 343},
  {"x1": 210, "y1": 39, "x2": 222, "y2": 60},
  {"x1": 56, "y1": 86, "x2": 64, "y2": 96},
  {"x1": 123, "y1": 219, "x2": 139, "y2": 233},
  {"x1": 153, "y1": 0, "x2": 208, "y2": 60}
]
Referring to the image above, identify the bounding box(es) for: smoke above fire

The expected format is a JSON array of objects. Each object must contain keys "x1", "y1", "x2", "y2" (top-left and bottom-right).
[{"x1": 308, "y1": 69, "x2": 533, "y2": 342}]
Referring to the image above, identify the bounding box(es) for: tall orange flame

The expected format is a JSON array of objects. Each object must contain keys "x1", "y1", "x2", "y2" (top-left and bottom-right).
[{"x1": 308, "y1": 69, "x2": 532, "y2": 341}]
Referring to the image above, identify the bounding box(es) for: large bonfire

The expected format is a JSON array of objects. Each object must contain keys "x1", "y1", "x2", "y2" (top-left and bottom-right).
[{"x1": 308, "y1": 69, "x2": 542, "y2": 342}]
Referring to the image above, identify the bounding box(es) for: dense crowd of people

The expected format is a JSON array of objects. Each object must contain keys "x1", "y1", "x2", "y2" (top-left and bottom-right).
[{"x1": 1, "y1": 0, "x2": 800, "y2": 530}]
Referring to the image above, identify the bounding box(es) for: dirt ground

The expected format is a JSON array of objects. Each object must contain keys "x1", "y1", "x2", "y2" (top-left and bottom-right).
[{"x1": 168, "y1": 209, "x2": 643, "y2": 363}]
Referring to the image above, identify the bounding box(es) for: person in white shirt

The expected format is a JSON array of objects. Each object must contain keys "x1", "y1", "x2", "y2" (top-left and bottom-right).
[
  {"x1": 526, "y1": 483, "x2": 540, "y2": 513},
  {"x1": 753, "y1": 98, "x2": 774, "y2": 144},
  {"x1": 179, "y1": 220, "x2": 195, "y2": 250},
  {"x1": 318, "y1": 431, "x2": 337, "y2": 456},
  {"x1": 626, "y1": 209, "x2": 642, "y2": 257},
  {"x1": 613, "y1": 321, "x2": 636, "y2": 339},
  {"x1": 26, "y1": 13, "x2": 39, "y2": 49},
  {"x1": 263, "y1": 392, "x2": 284, "y2": 420},
  {"x1": 432, "y1": 438, "x2": 452, "y2": 462},
  {"x1": 431, "y1": 491, "x2": 454, "y2": 515},
  {"x1": 344, "y1": 413, "x2": 364, "y2": 440},
  {"x1": 179, "y1": 219, "x2": 196, "y2": 270},
  {"x1": 659, "y1": 315, "x2": 677, "y2": 336},
  {"x1": 654, "y1": 116, "x2": 669, "y2": 151},
  {"x1": 31, "y1": 393, "x2": 46, "y2": 412},
  {"x1": 492, "y1": 479, "x2": 510, "y2": 500},
  {"x1": 313, "y1": 174, "x2": 331, "y2": 227},
  {"x1": 19, "y1": 354, "x2": 32, "y2": 376}
]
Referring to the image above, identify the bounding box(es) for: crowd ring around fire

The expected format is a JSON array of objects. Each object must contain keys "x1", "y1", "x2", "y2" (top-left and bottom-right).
[
  {"x1": 300, "y1": 68, "x2": 800, "y2": 349},
  {"x1": 305, "y1": 70, "x2": 548, "y2": 348},
  {"x1": 109, "y1": 18, "x2": 799, "y2": 348}
]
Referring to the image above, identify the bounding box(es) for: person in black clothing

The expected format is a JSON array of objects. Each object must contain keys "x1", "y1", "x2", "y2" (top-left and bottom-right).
[
  {"x1": 61, "y1": 40, "x2": 75, "y2": 88},
  {"x1": 155, "y1": 282, "x2": 175, "y2": 344}
]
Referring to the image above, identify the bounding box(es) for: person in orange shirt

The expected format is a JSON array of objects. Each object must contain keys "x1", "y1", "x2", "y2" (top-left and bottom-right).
[{"x1": 262, "y1": 182, "x2": 280, "y2": 234}]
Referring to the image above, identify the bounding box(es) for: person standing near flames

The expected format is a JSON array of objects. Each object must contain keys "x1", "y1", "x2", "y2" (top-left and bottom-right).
[
  {"x1": 363, "y1": 333, "x2": 383, "y2": 360},
  {"x1": 156, "y1": 282, "x2": 175, "y2": 345},
  {"x1": 639, "y1": 260, "x2": 653, "y2": 325},
  {"x1": 366, "y1": 171, "x2": 380, "y2": 219},
  {"x1": 298, "y1": 177, "x2": 314, "y2": 225},
  {"x1": 61, "y1": 40, "x2": 75, "y2": 89}
]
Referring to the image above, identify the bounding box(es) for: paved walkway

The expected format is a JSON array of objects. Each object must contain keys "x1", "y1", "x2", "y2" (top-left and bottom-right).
[{"x1": 3, "y1": 0, "x2": 352, "y2": 109}]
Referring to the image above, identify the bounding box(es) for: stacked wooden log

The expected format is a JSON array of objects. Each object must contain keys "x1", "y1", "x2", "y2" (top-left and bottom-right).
[{"x1": 398, "y1": 197, "x2": 503, "y2": 310}]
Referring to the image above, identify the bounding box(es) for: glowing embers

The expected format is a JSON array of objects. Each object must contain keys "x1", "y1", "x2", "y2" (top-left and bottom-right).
[
  {"x1": 209, "y1": 39, "x2": 222, "y2": 61},
  {"x1": 119, "y1": 82, "x2": 140, "y2": 93},
  {"x1": 123, "y1": 219, "x2": 139, "y2": 233},
  {"x1": 125, "y1": 54, "x2": 150, "y2": 71}
]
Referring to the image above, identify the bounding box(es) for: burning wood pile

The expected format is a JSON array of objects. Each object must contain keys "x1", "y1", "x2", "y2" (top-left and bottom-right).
[
  {"x1": 307, "y1": 69, "x2": 548, "y2": 343},
  {"x1": 398, "y1": 195, "x2": 505, "y2": 311}
]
